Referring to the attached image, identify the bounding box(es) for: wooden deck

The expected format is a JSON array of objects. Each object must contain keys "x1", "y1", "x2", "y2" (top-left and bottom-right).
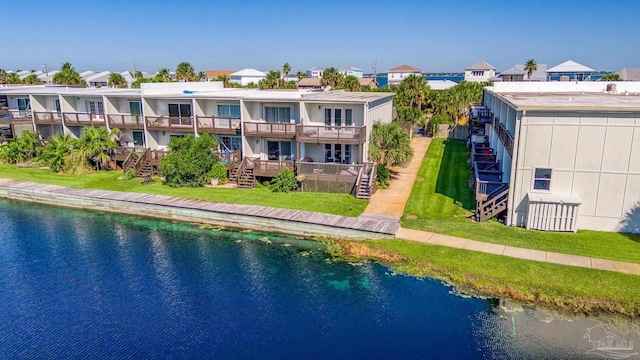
[{"x1": 0, "y1": 179, "x2": 399, "y2": 238}]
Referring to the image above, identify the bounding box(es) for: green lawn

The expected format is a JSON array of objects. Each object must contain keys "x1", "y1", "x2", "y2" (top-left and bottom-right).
[
  {"x1": 402, "y1": 139, "x2": 640, "y2": 263},
  {"x1": 0, "y1": 164, "x2": 367, "y2": 217},
  {"x1": 367, "y1": 239, "x2": 640, "y2": 316}
]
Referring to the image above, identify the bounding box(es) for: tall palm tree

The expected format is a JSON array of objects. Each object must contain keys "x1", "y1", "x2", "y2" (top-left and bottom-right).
[
  {"x1": 295, "y1": 71, "x2": 307, "y2": 81},
  {"x1": 321, "y1": 67, "x2": 343, "y2": 89},
  {"x1": 395, "y1": 74, "x2": 429, "y2": 109},
  {"x1": 524, "y1": 59, "x2": 538, "y2": 81},
  {"x1": 175, "y1": 62, "x2": 196, "y2": 82},
  {"x1": 282, "y1": 63, "x2": 291, "y2": 80},
  {"x1": 108, "y1": 73, "x2": 128, "y2": 88},
  {"x1": 22, "y1": 73, "x2": 43, "y2": 85},
  {"x1": 259, "y1": 71, "x2": 282, "y2": 89},
  {"x1": 75, "y1": 126, "x2": 120, "y2": 170},
  {"x1": 215, "y1": 75, "x2": 231, "y2": 87},
  {"x1": 197, "y1": 71, "x2": 206, "y2": 81}
]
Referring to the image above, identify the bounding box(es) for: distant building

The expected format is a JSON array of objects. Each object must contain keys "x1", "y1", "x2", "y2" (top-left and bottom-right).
[
  {"x1": 546, "y1": 60, "x2": 597, "y2": 81},
  {"x1": 297, "y1": 77, "x2": 378, "y2": 90},
  {"x1": 387, "y1": 65, "x2": 421, "y2": 86},
  {"x1": 339, "y1": 67, "x2": 363, "y2": 78},
  {"x1": 306, "y1": 67, "x2": 324, "y2": 79},
  {"x1": 358, "y1": 78, "x2": 377, "y2": 88},
  {"x1": 206, "y1": 70, "x2": 236, "y2": 82},
  {"x1": 464, "y1": 61, "x2": 495, "y2": 82},
  {"x1": 427, "y1": 79, "x2": 457, "y2": 90},
  {"x1": 614, "y1": 68, "x2": 640, "y2": 81},
  {"x1": 86, "y1": 71, "x2": 111, "y2": 88},
  {"x1": 230, "y1": 69, "x2": 267, "y2": 86}
]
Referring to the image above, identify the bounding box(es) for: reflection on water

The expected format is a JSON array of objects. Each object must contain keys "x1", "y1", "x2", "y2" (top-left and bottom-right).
[{"x1": 0, "y1": 199, "x2": 638, "y2": 359}]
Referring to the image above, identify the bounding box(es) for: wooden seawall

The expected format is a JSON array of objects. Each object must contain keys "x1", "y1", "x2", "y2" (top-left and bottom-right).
[{"x1": 0, "y1": 179, "x2": 398, "y2": 240}]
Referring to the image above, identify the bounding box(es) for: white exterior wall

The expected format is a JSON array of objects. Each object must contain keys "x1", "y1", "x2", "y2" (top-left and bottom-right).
[
  {"x1": 231, "y1": 76, "x2": 266, "y2": 86},
  {"x1": 387, "y1": 72, "x2": 420, "y2": 85},
  {"x1": 464, "y1": 69, "x2": 495, "y2": 82},
  {"x1": 304, "y1": 103, "x2": 364, "y2": 126},
  {"x1": 510, "y1": 111, "x2": 640, "y2": 233}
]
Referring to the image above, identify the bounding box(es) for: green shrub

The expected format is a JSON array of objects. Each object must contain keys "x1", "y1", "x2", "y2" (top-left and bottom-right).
[
  {"x1": 376, "y1": 163, "x2": 391, "y2": 189},
  {"x1": 121, "y1": 169, "x2": 136, "y2": 180},
  {"x1": 208, "y1": 162, "x2": 228, "y2": 185},
  {"x1": 429, "y1": 114, "x2": 453, "y2": 137},
  {"x1": 268, "y1": 168, "x2": 298, "y2": 193},
  {"x1": 159, "y1": 133, "x2": 220, "y2": 187}
]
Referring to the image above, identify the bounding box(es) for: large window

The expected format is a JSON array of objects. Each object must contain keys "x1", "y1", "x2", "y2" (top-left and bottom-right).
[
  {"x1": 217, "y1": 104, "x2": 240, "y2": 118},
  {"x1": 345, "y1": 109, "x2": 352, "y2": 126},
  {"x1": 168, "y1": 103, "x2": 192, "y2": 118},
  {"x1": 268, "y1": 141, "x2": 291, "y2": 161},
  {"x1": 265, "y1": 106, "x2": 290, "y2": 123},
  {"x1": 324, "y1": 108, "x2": 353, "y2": 126},
  {"x1": 533, "y1": 168, "x2": 552, "y2": 191}
]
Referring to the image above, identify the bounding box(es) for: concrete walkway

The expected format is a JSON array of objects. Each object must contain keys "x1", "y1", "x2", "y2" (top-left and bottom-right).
[
  {"x1": 396, "y1": 227, "x2": 640, "y2": 275},
  {"x1": 362, "y1": 135, "x2": 640, "y2": 275},
  {"x1": 364, "y1": 136, "x2": 431, "y2": 218}
]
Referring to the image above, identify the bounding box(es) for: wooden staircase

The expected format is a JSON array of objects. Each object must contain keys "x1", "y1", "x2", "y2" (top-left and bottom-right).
[
  {"x1": 122, "y1": 151, "x2": 138, "y2": 172},
  {"x1": 233, "y1": 157, "x2": 255, "y2": 188},
  {"x1": 355, "y1": 162, "x2": 377, "y2": 199},
  {"x1": 131, "y1": 148, "x2": 153, "y2": 178},
  {"x1": 476, "y1": 184, "x2": 509, "y2": 222}
]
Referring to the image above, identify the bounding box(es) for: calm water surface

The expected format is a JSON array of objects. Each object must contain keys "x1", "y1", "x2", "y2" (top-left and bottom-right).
[{"x1": 0, "y1": 199, "x2": 638, "y2": 359}]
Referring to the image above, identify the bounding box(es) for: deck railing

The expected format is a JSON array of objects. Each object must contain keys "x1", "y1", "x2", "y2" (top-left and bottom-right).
[
  {"x1": 33, "y1": 112, "x2": 63, "y2": 124},
  {"x1": 145, "y1": 116, "x2": 194, "y2": 131},
  {"x1": 297, "y1": 161, "x2": 362, "y2": 177},
  {"x1": 63, "y1": 112, "x2": 106, "y2": 126},
  {"x1": 295, "y1": 125, "x2": 366, "y2": 144},
  {"x1": 149, "y1": 149, "x2": 165, "y2": 165},
  {"x1": 2, "y1": 110, "x2": 32, "y2": 120},
  {"x1": 493, "y1": 117, "x2": 514, "y2": 157},
  {"x1": 108, "y1": 114, "x2": 144, "y2": 129},
  {"x1": 196, "y1": 116, "x2": 241, "y2": 134},
  {"x1": 110, "y1": 146, "x2": 133, "y2": 161},
  {"x1": 250, "y1": 158, "x2": 294, "y2": 177},
  {"x1": 243, "y1": 122, "x2": 296, "y2": 138}
]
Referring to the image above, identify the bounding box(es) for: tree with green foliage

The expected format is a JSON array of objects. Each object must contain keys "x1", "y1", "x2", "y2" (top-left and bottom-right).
[
  {"x1": 176, "y1": 62, "x2": 196, "y2": 82},
  {"x1": 295, "y1": 71, "x2": 307, "y2": 80},
  {"x1": 282, "y1": 63, "x2": 291, "y2": 79},
  {"x1": 154, "y1": 68, "x2": 173, "y2": 82},
  {"x1": 131, "y1": 77, "x2": 152, "y2": 88},
  {"x1": 108, "y1": 72, "x2": 128, "y2": 88},
  {"x1": 0, "y1": 69, "x2": 6, "y2": 84},
  {"x1": 321, "y1": 67, "x2": 343, "y2": 89},
  {"x1": 197, "y1": 71, "x2": 207, "y2": 81},
  {"x1": 4, "y1": 72, "x2": 21, "y2": 84},
  {"x1": 215, "y1": 74, "x2": 231, "y2": 87},
  {"x1": 23, "y1": 73, "x2": 43, "y2": 85},
  {"x1": 369, "y1": 122, "x2": 413, "y2": 168},
  {"x1": 394, "y1": 74, "x2": 429, "y2": 109},
  {"x1": 397, "y1": 106, "x2": 426, "y2": 137},
  {"x1": 160, "y1": 133, "x2": 220, "y2": 187},
  {"x1": 207, "y1": 162, "x2": 228, "y2": 185},
  {"x1": 39, "y1": 134, "x2": 75, "y2": 172},
  {"x1": 75, "y1": 126, "x2": 120, "y2": 170},
  {"x1": 524, "y1": 59, "x2": 538, "y2": 81},
  {"x1": 259, "y1": 70, "x2": 283, "y2": 89},
  {"x1": 341, "y1": 75, "x2": 360, "y2": 91},
  {"x1": 268, "y1": 168, "x2": 298, "y2": 193},
  {"x1": 52, "y1": 62, "x2": 87, "y2": 86},
  {"x1": 0, "y1": 130, "x2": 42, "y2": 164},
  {"x1": 600, "y1": 73, "x2": 621, "y2": 81}
]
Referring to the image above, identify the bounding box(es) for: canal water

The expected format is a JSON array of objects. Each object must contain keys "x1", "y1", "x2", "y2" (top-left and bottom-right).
[{"x1": 0, "y1": 199, "x2": 638, "y2": 359}]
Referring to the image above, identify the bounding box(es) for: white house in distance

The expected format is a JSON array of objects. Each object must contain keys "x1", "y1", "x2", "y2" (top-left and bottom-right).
[
  {"x1": 471, "y1": 81, "x2": 640, "y2": 233},
  {"x1": 338, "y1": 67, "x2": 363, "y2": 78},
  {"x1": 387, "y1": 65, "x2": 422, "y2": 86},
  {"x1": 614, "y1": 68, "x2": 640, "y2": 81},
  {"x1": 546, "y1": 60, "x2": 598, "y2": 81},
  {"x1": 464, "y1": 61, "x2": 495, "y2": 82},
  {"x1": 306, "y1": 67, "x2": 324, "y2": 78},
  {"x1": 0, "y1": 83, "x2": 394, "y2": 197},
  {"x1": 230, "y1": 69, "x2": 267, "y2": 86}
]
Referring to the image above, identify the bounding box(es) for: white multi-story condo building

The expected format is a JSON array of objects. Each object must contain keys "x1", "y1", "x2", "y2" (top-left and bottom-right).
[{"x1": 0, "y1": 82, "x2": 394, "y2": 197}]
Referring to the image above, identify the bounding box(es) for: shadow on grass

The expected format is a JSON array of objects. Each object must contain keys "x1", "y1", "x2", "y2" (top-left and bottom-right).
[
  {"x1": 620, "y1": 202, "x2": 640, "y2": 243},
  {"x1": 434, "y1": 139, "x2": 475, "y2": 211}
]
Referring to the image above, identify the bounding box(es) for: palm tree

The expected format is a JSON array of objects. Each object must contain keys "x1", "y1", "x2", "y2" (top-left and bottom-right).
[
  {"x1": 75, "y1": 126, "x2": 120, "y2": 170},
  {"x1": 197, "y1": 71, "x2": 206, "y2": 81},
  {"x1": 282, "y1": 63, "x2": 291, "y2": 80},
  {"x1": 341, "y1": 75, "x2": 360, "y2": 91},
  {"x1": 321, "y1": 67, "x2": 343, "y2": 89},
  {"x1": 215, "y1": 75, "x2": 231, "y2": 87},
  {"x1": 155, "y1": 68, "x2": 172, "y2": 82},
  {"x1": 39, "y1": 134, "x2": 75, "y2": 172},
  {"x1": 395, "y1": 74, "x2": 429, "y2": 109},
  {"x1": 108, "y1": 73, "x2": 128, "y2": 88},
  {"x1": 600, "y1": 73, "x2": 621, "y2": 81},
  {"x1": 175, "y1": 62, "x2": 196, "y2": 82},
  {"x1": 52, "y1": 62, "x2": 86, "y2": 86},
  {"x1": 5, "y1": 72, "x2": 21, "y2": 84},
  {"x1": 259, "y1": 71, "x2": 282, "y2": 89},
  {"x1": 524, "y1": 59, "x2": 538, "y2": 81},
  {"x1": 295, "y1": 71, "x2": 307, "y2": 81},
  {"x1": 22, "y1": 73, "x2": 43, "y2": 85},
  {"x1": 369, "y1": 122, "x2": 413, "y2": 168}
]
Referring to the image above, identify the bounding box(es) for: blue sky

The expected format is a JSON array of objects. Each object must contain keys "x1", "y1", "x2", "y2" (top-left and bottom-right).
[{"x1": 2, "y1": 0, "x2": 639, "y2": 74}]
